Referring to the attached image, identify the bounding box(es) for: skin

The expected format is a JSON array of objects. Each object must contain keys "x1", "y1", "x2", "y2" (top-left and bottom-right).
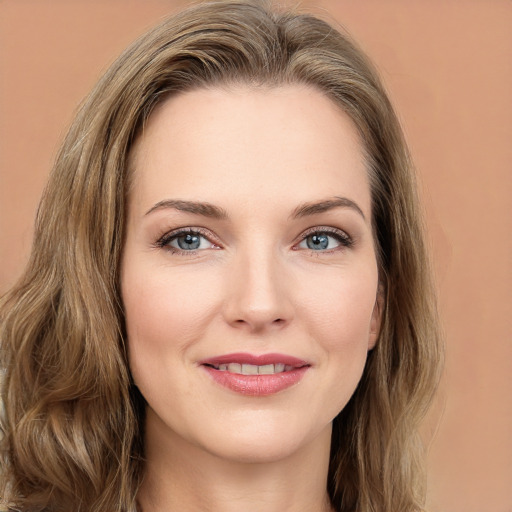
[{"x1": 121, "y1": 85, "x2": 382, "y2": 512}]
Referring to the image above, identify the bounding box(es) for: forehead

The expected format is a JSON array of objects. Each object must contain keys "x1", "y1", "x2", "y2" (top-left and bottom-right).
[{"x1": 128, "y1": 85, "x2": 371, "y2": 218}]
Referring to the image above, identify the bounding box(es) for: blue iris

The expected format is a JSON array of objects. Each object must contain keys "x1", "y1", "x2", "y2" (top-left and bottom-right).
[
  {"x1": 177, "y1": 233, "x2": 201, "y2": 250},
  {"x1": 307, "y1": 234, "x2": 330, "y2": 250}
]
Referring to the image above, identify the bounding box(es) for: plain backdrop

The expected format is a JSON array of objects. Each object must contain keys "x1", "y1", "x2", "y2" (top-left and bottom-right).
[{"x1": 0, "y1": 1, "x2": 511, "y2": 511}]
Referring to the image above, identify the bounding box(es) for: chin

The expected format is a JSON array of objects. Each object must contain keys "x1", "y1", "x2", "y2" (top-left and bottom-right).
[{"x1": 194, "y1": 414, "x2": 332, "y2": 465}]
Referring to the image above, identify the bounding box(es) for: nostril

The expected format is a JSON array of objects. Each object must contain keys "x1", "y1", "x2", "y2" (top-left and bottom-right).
[{"x1": 233, "y1": 317, "x2": 285, "y2": 328}]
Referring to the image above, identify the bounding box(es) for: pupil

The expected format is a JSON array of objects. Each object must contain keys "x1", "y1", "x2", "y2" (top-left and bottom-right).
[
  {"x1": 307, "y1": 234, "x2": 329, "y2": 250},
  {"x1": 178, "y1": 233, "x2": 200, "y2": 250}
]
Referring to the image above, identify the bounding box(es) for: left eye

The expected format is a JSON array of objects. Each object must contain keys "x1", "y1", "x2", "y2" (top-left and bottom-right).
[
  {"x1": 165, "y1": 231, "x2": 213, "y2": 251},
  {"x1": 297, "y1": 232, "x2": 347, "y2": 251}
]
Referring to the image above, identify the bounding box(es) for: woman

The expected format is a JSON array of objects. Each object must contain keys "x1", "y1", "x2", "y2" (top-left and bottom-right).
[{"x1": 0, "y1": 1, "x2": 442, "y2": 511}]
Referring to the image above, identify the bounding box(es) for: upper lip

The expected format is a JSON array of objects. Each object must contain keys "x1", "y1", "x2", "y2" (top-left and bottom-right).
[{"x1": 199, "y1": 352, "x2": 310, "y2": 367}]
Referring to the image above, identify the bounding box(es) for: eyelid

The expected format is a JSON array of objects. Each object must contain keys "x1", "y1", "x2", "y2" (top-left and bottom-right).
[
  {"x1": 294, "y1": 226, "x2": 353, "y2": 251},
  {"x1": 155, "y1": 227, "x2": 221, "y2": 253}
]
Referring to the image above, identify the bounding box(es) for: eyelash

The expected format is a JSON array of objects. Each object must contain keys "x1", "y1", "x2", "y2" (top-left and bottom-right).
[
  {"x1": 155, "y1": 226, "x2": 353, "y2": 256},
  {"x1": 297, "y1": 227, "x2": 354, "y2": 253},
  {"x1": 155, "y1": 227, "x2": 218, "y2": 255}
]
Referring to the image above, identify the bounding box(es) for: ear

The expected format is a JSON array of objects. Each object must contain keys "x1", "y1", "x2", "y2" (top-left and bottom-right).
[{"x1": 368, "y1": 284, "x2": 384, "y2": 350}]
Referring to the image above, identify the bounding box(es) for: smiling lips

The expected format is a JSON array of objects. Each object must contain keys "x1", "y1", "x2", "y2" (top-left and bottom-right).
[{"x1": 200, "y1": 353, "x2": 311, "y2": 396}]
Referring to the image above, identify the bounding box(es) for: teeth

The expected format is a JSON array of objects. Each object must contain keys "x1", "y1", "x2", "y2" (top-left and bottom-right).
[
  {"x1": 258, "y1": 364, "x2": 274, "y2": 375},
  {"x1": 242, "y1": 364, "x2": 259, "y2": 375},
  {"x1": 214, "y1": 363, "x2": 291, "y2": 375}
]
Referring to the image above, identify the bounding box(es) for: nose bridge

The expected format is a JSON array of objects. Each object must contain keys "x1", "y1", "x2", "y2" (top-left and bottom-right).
[{"x1": 223, "y1": 238, "x2": 292, "y2": 331}]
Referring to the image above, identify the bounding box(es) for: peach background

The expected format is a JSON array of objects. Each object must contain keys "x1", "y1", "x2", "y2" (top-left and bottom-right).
[{"x1": 0, "y1": 1, "x2": 510, "y2": 510}]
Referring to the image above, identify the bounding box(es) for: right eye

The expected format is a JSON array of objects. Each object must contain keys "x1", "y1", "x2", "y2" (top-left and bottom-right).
[{"x1": 157, "y1": 228, "x2": 219, "y2": 255}]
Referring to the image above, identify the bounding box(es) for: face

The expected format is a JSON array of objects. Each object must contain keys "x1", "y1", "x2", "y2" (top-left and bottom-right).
[{"x1": 121, "y1": 85, "x2": 382, "y2": 463}]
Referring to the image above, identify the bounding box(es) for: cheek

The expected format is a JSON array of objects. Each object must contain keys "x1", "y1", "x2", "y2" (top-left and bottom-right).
[
  {"x1": 298, "y1": 263, "x2": 378, "y2": 347},
  {"x1": 295, "y1": 264, "x2": 378, "y2": 410},
  {"x1": 122, "y1": 263, "x2": 222, "y2": 380}
]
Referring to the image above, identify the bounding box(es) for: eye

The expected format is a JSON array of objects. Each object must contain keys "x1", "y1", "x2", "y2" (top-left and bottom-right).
[
  {"x1": 156, "y1": 228, "x2": 219, "y2": 254},
  {"x1": 296, "y1": 228, "x2": 353, "y2": 252}
]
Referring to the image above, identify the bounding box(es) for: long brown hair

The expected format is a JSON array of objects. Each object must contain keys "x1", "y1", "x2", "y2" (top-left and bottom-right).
[{"x1": 0, "y1": 1, "x2": 442, "y2": 510}]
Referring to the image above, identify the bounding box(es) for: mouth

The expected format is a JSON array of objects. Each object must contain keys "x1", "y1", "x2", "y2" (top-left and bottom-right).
[
  {"x1": 203, "y1": 362, "x2": 300, "y2": 375},
  {"x1": 199, "y1": 353, "x2": 311, "y2": 396}
]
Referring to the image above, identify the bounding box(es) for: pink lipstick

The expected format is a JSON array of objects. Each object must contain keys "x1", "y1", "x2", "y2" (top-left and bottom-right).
[{"x1": 199, "y1": 352, "x2": 310, "y2": 396}]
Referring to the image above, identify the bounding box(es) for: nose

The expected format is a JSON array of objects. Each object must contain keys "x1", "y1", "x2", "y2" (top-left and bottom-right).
[{"x1": 222, "y1": 246, "x2": 294, "y2": 333}]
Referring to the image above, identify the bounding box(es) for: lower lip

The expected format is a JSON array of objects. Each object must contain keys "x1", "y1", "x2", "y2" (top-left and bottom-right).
[{"x1": 202, "y1": 366, "x2": 309, "y2": 396}]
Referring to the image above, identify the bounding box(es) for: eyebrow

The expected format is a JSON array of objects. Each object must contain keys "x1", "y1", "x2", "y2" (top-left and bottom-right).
[
  {"x1": 145, "y1": 199, "x2": 229, "y2": 219},
  {"x1": 145, "y1": 196, "x2": 366, "y2": 221},
  {"x1": 290, "y1": 197, "x2": 366, "y2": 221}
]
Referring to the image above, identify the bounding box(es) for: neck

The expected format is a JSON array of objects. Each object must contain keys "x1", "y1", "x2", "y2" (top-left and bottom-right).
[{"x1": 137, "y1": 411, "x2": 334, "y2": 512}]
